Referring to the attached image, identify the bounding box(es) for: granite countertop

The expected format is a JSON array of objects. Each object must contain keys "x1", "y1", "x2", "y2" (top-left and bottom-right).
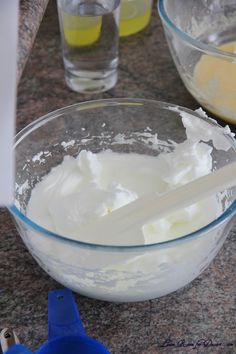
[
  {"x1": 18, "y1": 0, "x2": 49, "y2": 80},
  {"x1": 1, "y1": 1, "x2": 236, "y2": 353}
]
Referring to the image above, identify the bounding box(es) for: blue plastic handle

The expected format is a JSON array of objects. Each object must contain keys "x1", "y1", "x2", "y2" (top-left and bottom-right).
[
  {"x1": 48, "y1": 289, "x2": 85, "y2": 340},
  {"x1": 5, "y1": 289, "x2": 110, "y2": 354}
]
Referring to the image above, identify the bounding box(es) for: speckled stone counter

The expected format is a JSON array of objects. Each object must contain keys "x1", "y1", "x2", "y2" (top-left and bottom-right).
[
  {"x1": 1, "y1": 1, "x2": 236, "y2": 353},
  {"x1": 18, "y1": 0, "x2": 49, "y2": 80}
]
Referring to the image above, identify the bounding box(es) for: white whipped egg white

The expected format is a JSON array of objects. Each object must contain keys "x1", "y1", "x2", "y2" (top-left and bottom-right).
[{"x1": 27, "y1": 138, "x2": 221, "y2": 245}]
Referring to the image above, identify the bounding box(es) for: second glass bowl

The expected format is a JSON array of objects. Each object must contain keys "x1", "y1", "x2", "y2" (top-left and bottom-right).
[{"x1": 158, "y1": 0, "x2": 236, "y2": 125}]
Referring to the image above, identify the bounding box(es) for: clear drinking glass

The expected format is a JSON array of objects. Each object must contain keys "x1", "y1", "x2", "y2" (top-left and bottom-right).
[
  {"x1": 57, "y1": 0, "x2": 120, "y2": 93},
  {"x1": 120, "y1": 0, "x2": 153, "y2": 37}
]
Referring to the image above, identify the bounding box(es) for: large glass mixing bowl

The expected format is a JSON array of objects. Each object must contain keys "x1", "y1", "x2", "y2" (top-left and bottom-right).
[
  {"x1": 10, "y1": 99, "x2": 236, "y2": 302},
  {"x1": 158, "y1": 0, "x2": 236, "y2": 125}
]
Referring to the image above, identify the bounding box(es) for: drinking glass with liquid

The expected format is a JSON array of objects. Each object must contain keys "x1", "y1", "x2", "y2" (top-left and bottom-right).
[
  {"x1": 120, "y1": 0, "x2": 153, "y2": 37},
  {"x1": 57, "y1": 0, "x2": 120, "y2": 93}
]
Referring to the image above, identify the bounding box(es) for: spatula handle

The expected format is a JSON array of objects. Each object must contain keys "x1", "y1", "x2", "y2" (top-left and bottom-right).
[{"x1": 48, "y1": 289, "x2": 85, "y2": 340}]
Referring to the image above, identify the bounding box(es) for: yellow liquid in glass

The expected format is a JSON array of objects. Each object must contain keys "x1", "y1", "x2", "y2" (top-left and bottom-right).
[
  {"x1": 193, "y1": 41, "x2": 236, "y2": 123},
  {"x1": 62, "y1": 12, "x2": 102, "y2": 47},
  {"x1": 120, "y1": 0, "x2": 152, "y2": 37}
]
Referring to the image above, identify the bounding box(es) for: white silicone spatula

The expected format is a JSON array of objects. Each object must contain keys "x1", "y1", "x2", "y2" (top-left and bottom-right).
[
  {"x1": 0, "y1": 0, "x2": 19, "y2": 206},
  {"x1": 79, "y1": 161, "x2": 236, "y2": 245}
]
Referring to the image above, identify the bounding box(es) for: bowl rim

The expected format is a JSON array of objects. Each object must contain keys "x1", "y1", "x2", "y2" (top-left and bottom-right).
[
  {"x1": 158, "y1": 0, "x2": 236, "y2": 60},
  {"x1": 9, "y1": 98, "x2": 236, "y2": 252}
]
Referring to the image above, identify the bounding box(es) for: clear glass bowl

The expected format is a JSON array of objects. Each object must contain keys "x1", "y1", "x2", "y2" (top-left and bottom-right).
[
  {"x1": 158, "y1": 0, "x2": 236, "y2": 125},
  {"x1": 10, "y1": 99, "x2": 236, "y2": 302}
]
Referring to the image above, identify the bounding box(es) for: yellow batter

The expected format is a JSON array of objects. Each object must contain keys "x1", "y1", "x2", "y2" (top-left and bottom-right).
[{"x1": 193, "y1": 42, "x2": 236, "y2": 124}]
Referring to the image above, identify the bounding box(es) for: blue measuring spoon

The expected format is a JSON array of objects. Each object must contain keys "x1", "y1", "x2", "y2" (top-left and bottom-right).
[{"x1": 4, "y1": 289, "x2": 109, "y2": 354}]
